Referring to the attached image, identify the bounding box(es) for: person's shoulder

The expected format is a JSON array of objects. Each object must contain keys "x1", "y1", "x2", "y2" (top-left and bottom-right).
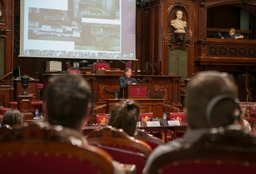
[
  {"x1": 151, "y1": 138, "x2": 184, "y2": 156},
  {"x1": 142, "y1": 139, "x2": 184, "y2": 174},
  {"x1": 119, "y1": 76, "x2": 125, "y2": 79}
]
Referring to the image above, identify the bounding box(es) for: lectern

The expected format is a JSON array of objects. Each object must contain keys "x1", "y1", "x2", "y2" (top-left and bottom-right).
[
  {"x1": 17, "y1": 94, "x2": 34, "y2": 120},
  {"x1": 123, "y1": 84, "x2": 148, "y2": 98}
]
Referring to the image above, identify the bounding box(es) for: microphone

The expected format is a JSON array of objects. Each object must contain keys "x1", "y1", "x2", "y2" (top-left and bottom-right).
[
  {"x1": 137, "y1": 78, "x2": 147, "y2": 84},
  {"x1": 149, "y1": 63, "x2": 155, "y2": 75},
  {"x1": 119, "y1": 60, "x2": 126, "y2": 64}
]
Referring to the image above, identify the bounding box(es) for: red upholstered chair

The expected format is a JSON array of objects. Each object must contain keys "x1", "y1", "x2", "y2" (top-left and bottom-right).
[
  {"x1": 9, "y1": 102, "x2": 18, "y2": 109},
  {"x1": 93, "y1": 61, "x2": 110, "y2": 74},
  {"x1": 139, "y1": 112, "x2": 153, "y2": 123},
  {"x1": 139, "y1": 112, "x2": 163, "y2": 139},
  {"x1": 135, "y1": 129, "x2": 164, "y2": 150},
  {"x1": 67, "y1": 69, "x2": 81, "y2": 74},
  {"x1": 0, "y1": 122, "x2": 114, "y2": 174},
  {"x1": 147, "y1": 126, "x2": 256, "y2": 174},
  {"x1": 86, "y1": 126, "x2": 152, "y2": 174},
  {"x1": 0, "y1": 108, "x2": 9, "y2": 115},
  {"x1": 31, "y1": 100, "x2": 43, "y2": 113},
  {"x1": 169, "y1": 112, "x2": 185, "y2": 123},
  {"x1": 168, "y1": 112, "x2": 186, "y2": 140},
  {"x1": 96, "y1": 115, "x2": 109, "y2": 125},
  {"x1": 37, "y1": 83, "x2": 44, "y2": 100}
]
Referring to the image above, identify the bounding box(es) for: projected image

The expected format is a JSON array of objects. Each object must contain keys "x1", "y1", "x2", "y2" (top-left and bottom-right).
[
  {"x1": 78, "y1": 24, "x2": 120, "y2": 51},
  {"x1": 78, "y1": 0, "x2": 120, "y2": 20},
  {"x1": 28, "y1": 8, "x2": 82, "y2": 41},
  {"x1": 21, "y1": 0, "x2": 136, "y2": 60}
]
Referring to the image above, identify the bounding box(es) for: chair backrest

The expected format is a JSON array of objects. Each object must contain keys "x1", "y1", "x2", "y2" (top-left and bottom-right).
[
  {"x1": 139, "y1": 112, "x2": 153, "y2": 123},
  {"x1": 93, "y1": 61, "x2": 110, "y2": 71},
  {"x1": 86, "y1": 126, "x2": 152, "y2": 174},
  {"x1": 135, "y1": 129, "x2": 163, "y2": 150},
  {"x1": 0, "y1": 122, "x2": 114, "y2": 174},
  {"x1": 148, "y1": 126, "x2": 256, "y2": 174},
  {"x1": 96, "y1": 114, "x2": 109, "y2": 125},
  {"x1": 169, "y1": 112, "x2": 185, "y2": 122}
]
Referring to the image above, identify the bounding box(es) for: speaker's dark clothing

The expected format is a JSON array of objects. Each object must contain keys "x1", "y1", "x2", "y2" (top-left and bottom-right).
[{"x1": 118, "y1": 76, "x2": 137, "y2": 98}]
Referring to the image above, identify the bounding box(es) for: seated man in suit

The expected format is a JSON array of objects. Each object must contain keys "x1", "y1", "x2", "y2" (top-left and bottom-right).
[
  {"x1": 43, "y1": 73, "x2": 124, "y2": 174},
  {"x1": 142, "y1": 71, "x2": 249, "y2": 174},
  {"x1": 118, "y1": 68, "x2": 137, "y2": 98}
]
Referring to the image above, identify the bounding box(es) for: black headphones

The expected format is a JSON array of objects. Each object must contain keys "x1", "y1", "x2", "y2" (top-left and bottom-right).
[{"x1": 206, "y1": 94, "x2": 242, "y2": 128}]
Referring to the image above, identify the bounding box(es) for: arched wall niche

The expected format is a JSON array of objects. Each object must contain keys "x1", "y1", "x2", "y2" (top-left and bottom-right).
[{"x1": 200, "y1": 1, "x2": 256, "y2": 40}]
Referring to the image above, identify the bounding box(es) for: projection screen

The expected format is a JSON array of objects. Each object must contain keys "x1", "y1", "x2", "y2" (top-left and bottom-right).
[{"x1": 19, "y1": 0, "x2": 136, "y2": 60}]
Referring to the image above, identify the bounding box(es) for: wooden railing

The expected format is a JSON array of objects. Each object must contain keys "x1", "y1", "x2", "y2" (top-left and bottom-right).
[
  {"x1": 195, "y1": 39, "x2": 256, "y2": 66},
  {"x1": 207, "y1": 28, "x2": 251, "y2": 40},
  {"x1": 0, "y1": 72, "x2": 12, "y2": 83}
]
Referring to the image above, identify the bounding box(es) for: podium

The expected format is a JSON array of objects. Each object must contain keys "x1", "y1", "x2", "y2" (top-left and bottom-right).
[
  {"x1": 17, "y1": 94, "x2": 34, "y2": 120},
  {"x1": 123, "y1": 84, "x2": 148, "y2": 98}
]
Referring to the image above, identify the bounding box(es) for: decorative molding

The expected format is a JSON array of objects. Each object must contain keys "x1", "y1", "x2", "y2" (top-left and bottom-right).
[
  {"x1": 241, "y1": 0, "x2": 256, "y2": 4},
  {"x1": 0, "y1": 29, "x2": 9, "y2": 42},
  {"x1": 207, "y1": 45, "x2": 256, "y2": 57},
  {"x1": 104, "y1": 88, "x2": 118, "y2": 99},
  {"x1": 168, "y1": 33, "x2": 190, "y2": 50},
  {"x1": 0, "y1": 29, "x2": 7, "y2": 38},
  {"x1": 200, "y1": 3, "x2": 206, "y2": 39}
]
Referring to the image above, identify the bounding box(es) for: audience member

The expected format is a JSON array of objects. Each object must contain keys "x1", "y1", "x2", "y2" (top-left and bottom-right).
[
  {"x1": 143, "y1": 71, "x2": 248, "y2": 174},
  {"x1": 171, "y1": 10, "x2": 187, "y2": 33},
  {"x1": 118, "y1": 68, "x2": 137, "y2": 98},
  {"x1": 108, "y1": 100, "x2": 140, "y2": 136},
  {"x1": 1, "y1": 108, "x2": 23, "y2": 127},
  {"x1": 43, "y1": 73, "x2": 124, "y2": 174},
  {"x1": 221, "y1": 28, "x2": 244, "y2": 39}
]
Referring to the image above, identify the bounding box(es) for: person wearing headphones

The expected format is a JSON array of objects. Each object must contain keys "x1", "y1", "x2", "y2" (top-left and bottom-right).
[{"x1": 143, "y1": 71, "x2": 249, "y2": 174}]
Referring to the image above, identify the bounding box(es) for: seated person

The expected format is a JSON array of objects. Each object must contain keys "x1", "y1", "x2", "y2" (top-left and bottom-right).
[
  {"x1": 119, "y1": 68, "x2": 137, "y2": 98},
  {"x1": 142, "y1": 71, "x2": 248, "y2": 174},
  {"x1": 43, "y1": 73, "x2": 124, "y2": 174},
  {"x1": 1, "y1": 108, "x2": 23, "y2": 127},
  {"x1": 222, "y1": 28, "x2": 244, "y2": 39},
  {"x1": 108, "y1": 100, "x2": 140, "y2": 137}
]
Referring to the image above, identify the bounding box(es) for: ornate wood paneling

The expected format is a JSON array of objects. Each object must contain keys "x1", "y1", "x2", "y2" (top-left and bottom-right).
[
  {"x1": 42, "y1": 74, "x2": 182, "y2": 108},
  {"x1": 195, "y1": 39, "x2": 256, "y2": 66}
]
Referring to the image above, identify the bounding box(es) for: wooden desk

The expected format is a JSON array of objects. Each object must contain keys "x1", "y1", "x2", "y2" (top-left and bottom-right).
[
  {"x1": 106, "y1": 99, "x2": 164, "y2": 118},
  {"x1": 139, "y1": 123, "x2": 187, "y2": 142},
  {"x1": 42, "y1": 74, "x2": 182, "y2": 111},
  {"x1": 82, "y1": 123, "x2": 188, "y2": 143}
]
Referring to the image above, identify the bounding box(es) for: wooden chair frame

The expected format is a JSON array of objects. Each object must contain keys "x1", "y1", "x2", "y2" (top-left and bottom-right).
[
  {"x1": 148, "y1": 126, "x2": 256, "y2": 174},
  {"x1": 0, "y1": 122, "x2": 114, "y2": 174}
]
